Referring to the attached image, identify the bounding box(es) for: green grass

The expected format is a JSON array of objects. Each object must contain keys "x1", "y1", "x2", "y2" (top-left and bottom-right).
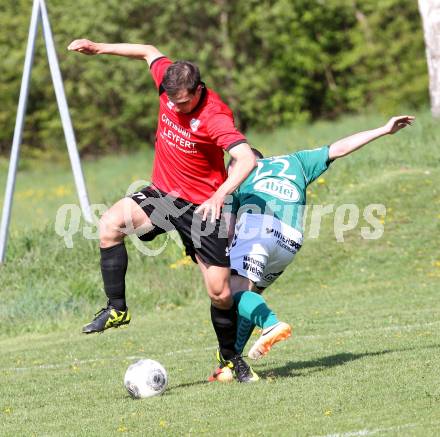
[
  {"x1": 1, "y1": 304, "x2": 439, "y2": 435},
  {"x1": 0, "y1": 148, "x2": 155, "y2": 232},
  {"x1": 1, "y1": 110, "x2": 440, "y2": 435}
]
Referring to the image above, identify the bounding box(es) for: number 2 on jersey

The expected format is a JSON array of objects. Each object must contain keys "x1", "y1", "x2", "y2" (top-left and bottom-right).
[{"x1": 252, "y1": 158, "x2": 297, "y2": 183}]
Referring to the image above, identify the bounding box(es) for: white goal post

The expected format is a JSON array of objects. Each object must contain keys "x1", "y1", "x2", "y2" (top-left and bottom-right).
[
  {"x1": 0, "y1": 0, "x2": 92, "y2": 264},
  {"x1": 419, "y1": 0, "x2": 440, "y2": 118}
]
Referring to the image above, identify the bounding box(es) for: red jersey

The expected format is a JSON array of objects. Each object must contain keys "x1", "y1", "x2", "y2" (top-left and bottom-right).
[{"x1": 149, "y1": 57, "x2": 247, "y2": 205}]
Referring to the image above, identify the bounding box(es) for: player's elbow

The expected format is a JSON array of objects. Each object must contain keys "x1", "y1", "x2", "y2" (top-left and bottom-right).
[
  {"x1": 243, "y1": 151, "x2": 257, "y2": 170},
  {"x1": 229, "y1": 144, "x2": 257, "y2": 177},
  {"x1": 250, "y1": 154, "x2": 257, "y2": 168},
  {"x1": 143, "y1": 44, "x2": 162, "y2": 63},
  {"x1": 143, "y1": 44, "x2": 155, "y2": 59},
  {"x1": 242, "y1": 154, "x2": 257, "y2": 177},
  {"x1": 328, "y1": 145, "x2": 346, "y2": 161},
  {"x1": 235, "y1": 153, "x2": 256, "y2": 172}
]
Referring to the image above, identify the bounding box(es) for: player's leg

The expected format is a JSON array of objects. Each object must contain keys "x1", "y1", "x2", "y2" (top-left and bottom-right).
[
  {"x1": 171, "y1": 201, "x2": 238, "y2": 359},
  {"x1": 231, "y1": 274, "x2": 266, "y2": 355},
  {"x1": 229, "y1": 213, "x2": 281, "y2": 352},
  {"x1": 196, "y1": 256, "x2": 259, "y2": 383},
  {"x1": 195, "y1": 257, "x2": 235, "y2": 357},
  {"x1": 233, "y1": 284, "x2": 292, "y2": 361},
  {"x1": 82, "y1": 196, "x2": 155, "y2": 334},
  {"x1": 229, "y1": 213, "x2": 292, "y2": 359},
  {"x1": 99, "y1": 197, "x2": 154, "y2": 306},
  {"x1": 231, "y1": 275, "x2": 291, "y2": 360},
  {"x1": 174, "y1": 203, "x2": 258, "y2": 382},
  {"x1": 230, "y1": 274, "x2": 257, "y2": 355}
]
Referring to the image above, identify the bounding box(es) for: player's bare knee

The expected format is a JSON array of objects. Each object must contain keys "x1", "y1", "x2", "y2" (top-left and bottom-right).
[
  {"x1": 99, "y1": 213, "x2": 124, "y2": 247},
  {"x1": 209, "y1": 286, "x2": 233, "y2": 309},
  {"x1": 210, "y1": 295, "x2": 232, "y2": 309}
]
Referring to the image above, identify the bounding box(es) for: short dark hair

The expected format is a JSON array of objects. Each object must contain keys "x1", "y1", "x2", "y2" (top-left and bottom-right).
[
  {"x1": 162, "y1": 61, "x2": 201, "y2": 97},
  {"x1": 227, "y1": 148, "x2": 264, "y2": 172}
]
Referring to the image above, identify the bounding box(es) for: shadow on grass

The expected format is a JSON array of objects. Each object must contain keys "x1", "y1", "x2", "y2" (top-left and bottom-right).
[
  {"x1": 121, "y1": 380, "x2": 208, "y2": 399},
  {"x1": 161, "y1": 350, "x2": 405, "y2": 393},
  {"x1": 167, "y1": 379, "x2": 208, "y2": 392},
  {"x1": 257, "y1": 343, "x2": 440, "y2": 379},
  {"x1": 147, "y1": 344, "x2": 440, "y2": 393}
]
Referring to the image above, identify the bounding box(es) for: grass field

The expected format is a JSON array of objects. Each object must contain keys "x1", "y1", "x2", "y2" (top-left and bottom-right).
[{"x1": 1, "y1": 111, "x2": 439, "y2": 436}]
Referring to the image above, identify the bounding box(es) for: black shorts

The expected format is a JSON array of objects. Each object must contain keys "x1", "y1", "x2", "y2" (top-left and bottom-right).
[{"x1": 130, "y1": 185, "x2": 230, "y2": 267}]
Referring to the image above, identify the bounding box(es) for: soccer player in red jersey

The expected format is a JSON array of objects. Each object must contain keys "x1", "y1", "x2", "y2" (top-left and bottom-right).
[{"x1": 68, "y1": 39, "x2": 258, "y2": 381}]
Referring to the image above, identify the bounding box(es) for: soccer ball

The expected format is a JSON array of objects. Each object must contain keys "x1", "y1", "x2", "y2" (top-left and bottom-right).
[{"x1": 124, "y1": 359, "x2": 168, "y2": 399}]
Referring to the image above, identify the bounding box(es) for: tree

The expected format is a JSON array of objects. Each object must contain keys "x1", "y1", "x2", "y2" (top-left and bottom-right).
[
  {"x1": 0, "y1": 0, "x2": 428, "y2": 156},
  {"x1": 419, "y1": 0, "x2": 440, "y2": 117}
]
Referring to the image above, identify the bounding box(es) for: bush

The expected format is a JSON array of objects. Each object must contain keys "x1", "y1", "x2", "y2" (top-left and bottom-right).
[{"x1": 0, "y1": 0, "x2": 427, "y2": 157}]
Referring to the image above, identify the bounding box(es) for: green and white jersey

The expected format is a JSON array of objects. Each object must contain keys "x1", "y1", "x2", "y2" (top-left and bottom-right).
[{"x1": 229, "y1": 146, "x2": 331, "y2": 233}]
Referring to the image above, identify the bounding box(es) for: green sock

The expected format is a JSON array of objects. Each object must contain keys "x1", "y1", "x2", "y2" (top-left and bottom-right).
[
  {"x1": 233, "y1": 291, "x2": 279, "y2": 329},
  {"x1": 235, "y1": 316, "x2": 255, "y2": 355}
]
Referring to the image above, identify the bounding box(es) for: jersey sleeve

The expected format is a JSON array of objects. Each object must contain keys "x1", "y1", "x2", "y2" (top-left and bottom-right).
[
  {"x1": 206, "y1": 112, "x2": 247, "y2": 151},
  {"x1": 149, "y1": 56, "x2": 173, "y2": 89},
  {"x1": 294, "y1": 146, "x2": 331, "y2": 185}
]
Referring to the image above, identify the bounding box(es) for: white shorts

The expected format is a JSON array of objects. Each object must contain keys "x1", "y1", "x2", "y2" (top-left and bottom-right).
[{"x1": 230, "y1": 213, "x2": 303, "y2": 289}]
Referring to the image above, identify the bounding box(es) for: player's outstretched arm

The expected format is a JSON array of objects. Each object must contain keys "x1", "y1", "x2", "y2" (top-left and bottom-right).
[
  {"x1": 195, "y1": 144, "x2": 256, "y2": 223},
  {"x1": 328, "y1": 115, "x2": 415, "y2": 161},
  {"x1": 67, "y1": 39, "x2": 164, "y2": 66}
]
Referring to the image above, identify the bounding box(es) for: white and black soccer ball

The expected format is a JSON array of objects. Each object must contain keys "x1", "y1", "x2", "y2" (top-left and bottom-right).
[{"x1": 124, "y1": 359, "x2": 168, "y2": 399}]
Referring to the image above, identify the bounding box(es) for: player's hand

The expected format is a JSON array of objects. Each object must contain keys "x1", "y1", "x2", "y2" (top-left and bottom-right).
[
  {"x1": 195, "y1": 192, "x2": 226, "y2": 223},
  {"x1": 67, "y1": 39, "x2": 99, "y2": 55},
  {"x1": 383, "y1": 115, "x2": 415, "y2": 135}
]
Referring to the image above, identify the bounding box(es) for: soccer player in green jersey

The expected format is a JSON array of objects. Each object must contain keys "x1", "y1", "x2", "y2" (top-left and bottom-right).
[{"x1": 209, "y1": 115, "x2": 414, "y2": 382}]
